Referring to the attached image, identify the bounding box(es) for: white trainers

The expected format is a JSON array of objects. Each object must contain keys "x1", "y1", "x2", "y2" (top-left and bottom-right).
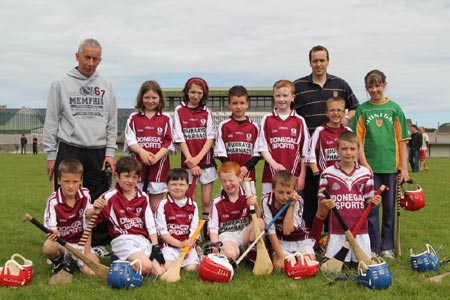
[
  {"x1": 380, "y1": 250, "x2": 395, "y2": 259},
  {"x1": 371, "y1": 252, "x2": 379, "y2": 258},
  {"x1": 92, "y1": 246, "x2": 111, "y2": 258}
]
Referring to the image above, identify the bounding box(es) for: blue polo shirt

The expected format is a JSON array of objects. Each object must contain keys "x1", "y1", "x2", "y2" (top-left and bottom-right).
[{"x1": 293, "y1": 73, "x2": 359, "y2": 134}]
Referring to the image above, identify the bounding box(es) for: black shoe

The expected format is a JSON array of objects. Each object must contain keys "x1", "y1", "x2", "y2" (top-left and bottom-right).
[{"x1": 52, "y1": 261, "x2": 65, "y2": 275}]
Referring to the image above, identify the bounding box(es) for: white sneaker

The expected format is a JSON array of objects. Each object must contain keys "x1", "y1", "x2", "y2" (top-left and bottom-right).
[
  {"x1": 371, "y1": 252, "x2": 379, "y2": 258},
  {"x1": 92, "y1": 246, "x2": 110, "y2": 258},
  {"x1": 380, "y1": 250, "x2": 395, "y2": 259}
]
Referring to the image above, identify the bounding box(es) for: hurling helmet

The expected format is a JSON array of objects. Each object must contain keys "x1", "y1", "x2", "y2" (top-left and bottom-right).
[
  {"x1": 358, "y1": 258, "x2": 392, "y2": 290},
  {"x1": 284, "y1": 252, "x2": 319, "y2": 280},
  {"x1": 400, "y1": 180, "x2": 425, "y2": 211},
  {"x1": 10, "y1": 253, "x2": 33, "y2": 285},
  {"x1": 201, "y1": 241, "x2": 223, "y2": 257},
  {"x1": 198, "y1": 254, "x2": 234, "y2": 283},
  {"x1": 410, "y1": 244, "x2": 440, "y2": 272},
  {"x1": 0, "y1": 259, "x2": 29, "y2": 287},
  {"x1": 107, "y1": 259, "x2": 143, "y2": 289}
]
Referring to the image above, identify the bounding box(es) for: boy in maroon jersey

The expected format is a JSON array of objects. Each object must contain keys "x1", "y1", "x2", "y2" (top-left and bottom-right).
[
  {"x1": 261, "y1": 170, "x2": 315, "y2": 271},
  {"x1": 94, "y1": 156, "x2": 165, "y2": 276},
  {"x1": 214, "y1": 85, "x2": 260, "y2": 194},
  {"x1": 43, "y1": 159, "x2": 99, "y2": 285},
  {"x1": 258, "y1": 80, "x2": 310, "y2": 195},
  {"x1": 306, "y1": 97, "x2": 352, "y2": 246},
  {"x1": 208, "y1": 161, "x2": 264, "y2": 260},
  {"x1": 155, "y1": 168, "x2": 200, "y2": 271}
]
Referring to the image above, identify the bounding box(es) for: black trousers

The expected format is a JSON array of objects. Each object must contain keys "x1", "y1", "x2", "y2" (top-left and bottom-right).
[{"x1": 54, "y1": 142, "x2": 111, "y2": 246}]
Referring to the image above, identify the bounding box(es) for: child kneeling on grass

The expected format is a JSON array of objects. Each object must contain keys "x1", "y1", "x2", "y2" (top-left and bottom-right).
[
  {"x1": 94, "y1": 156, "x2": 165, "y2": 276},
  {"x1": 43, "y1": 159, "x2": 99, "y2": 285},
  {"x1": 261, "y1": 170, "x2": 316, "y2": 271},
  {"x1": 208, "y1": 161, "x2": 265, "y2": 261},
  {"x1": 155, "y1": 168, "x2": 200, "y2": 271}
]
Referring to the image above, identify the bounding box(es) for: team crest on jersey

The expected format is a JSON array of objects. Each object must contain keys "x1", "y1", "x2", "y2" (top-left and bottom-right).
[
  {"x1": 331, "y1": 182, "x2": 340, "y2": 191},
  {"x1": 136, "y1": 207, "x2": 142, "y2": 216},
  {"x1": 246, "y1": 133, "x2": 252, "y2": 141},
  {"x1": 242, "y1": 208, "x2": 248, "y2": 216},
  {"x1": 290, "y1": 128, "x2": 297, "y2": 137},
  {"x1": 157, "y1": 127, "x2": 163, "y2": 135},
  {"x1": 78, "y1": 209, "x2": 84, "y2": 218},
  {"x1": 376, "y1": 119, "x2": 383, "y2": 127},
  {"x1": 79, "y1": 86, "x2": 93, "y2": 96},
  {"x1": 201, "y1": 119, "x2": 206, "y2": 126},
  {"x1": 333, "y1": 91, "x2": 338, "y2": 97}
]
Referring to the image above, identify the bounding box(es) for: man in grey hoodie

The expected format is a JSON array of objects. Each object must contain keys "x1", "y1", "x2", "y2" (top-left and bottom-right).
[{"x1": 43, "y1": 38, "x2": 117, "y2": 255}]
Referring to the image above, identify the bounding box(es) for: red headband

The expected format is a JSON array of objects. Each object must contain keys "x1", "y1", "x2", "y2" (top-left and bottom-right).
[{"x1": 186, "y1": 77, "x2": 207, "y2": 93}]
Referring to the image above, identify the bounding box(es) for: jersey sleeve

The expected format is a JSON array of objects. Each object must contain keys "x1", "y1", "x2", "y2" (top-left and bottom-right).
[
  {"x1": 214, "y1": 121, "x2": 227, "y2": 158},
  {"x1": 172, "y1": 107, "x2": 186, "y2": 143},
  {"x1": 124, "y1": 113, "x2": 138, "y2": 152},
  {"x1": 261, "y1": 195, "x2": 275, "y2": 235}
]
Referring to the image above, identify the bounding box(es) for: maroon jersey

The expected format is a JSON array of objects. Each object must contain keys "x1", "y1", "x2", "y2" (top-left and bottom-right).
[
  {"x1": 208, "y1": 186, "x2": 251, "y2": 235},
  {"x1": 97, "y1": 184, "x2": 157, "y2": 240},
  {"x1": 258, "y1": 109, "x2": 310, "y2": 183},
  {"x1": 155, "y1": 194, "x2": 199, "y2": 248},
  {"x1": 124, "y1": 112, "x2": 173, "y2": 182},
  {"x1": 305, "y1": 123, "x2": 352, "y2": 172},
  {"x1": 261, "y1": 192, "x2": 311, "y2": 241},
  {"x1": 214, "y1": 116, "x2": 260, "y2": 178},
  {"x1": 173, "y1": 101, "x2": 216, "y2": 168},
  {"x1": 44, "y1": 187, "x2": 92, "y2": 243},
  {"x1": 318, "y1": 162, "x2": 374, "y2": 234}
]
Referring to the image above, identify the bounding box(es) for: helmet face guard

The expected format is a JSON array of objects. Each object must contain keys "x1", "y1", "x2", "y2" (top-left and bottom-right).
[
  {"x1": 410, "y1": 244, "x2": 440, "y2": 272},
  {"x1": 198, "y1": 254, "x2": 234, "y2": 283},
  {"x1": 107, "y1": 260, "x2": 143, "y2": 289},
  {"x1": 358, "y1": 258, "x2": 392, "y2": 290},
  {"x1": 400, "y1": 180, "x2": 425, "y2": 211},
  {"x1": 284, "y1": 252, "x2": 319, "y2": 280}
]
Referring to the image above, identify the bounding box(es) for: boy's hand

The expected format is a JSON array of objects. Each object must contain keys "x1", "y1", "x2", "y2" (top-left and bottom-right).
[
  {"x1": 180, "y1": 239, "x2": 195, "y2": 249},
  {"x1": 46, "y1": 229, "x2": 60, "y2": 241},
  {"x1": 246, "y1": 194, "x2": 257, "y2": 207},
  {"x1": 369, "y1": 194, "x2": 382, "y2": 206},
  {"x1": 323, "y1": 198, "x2": 336, "y2": 210},
  {"x1": 93, "y1": 196, "x2": 106, "y2": 209},
  {"x1": 273, "y1": 254, "x2": 285, "y2": 271},
  {"x1": 150, "y1": 244, "x2": 165, "y2": 265},
  {"x1": 239, "y1": 166, "x2": 248, "y2": 180}
]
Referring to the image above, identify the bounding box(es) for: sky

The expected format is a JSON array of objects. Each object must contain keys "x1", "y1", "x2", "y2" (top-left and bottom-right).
[{"x1": 1, "y1": 0, "x2": 449, "y2": 128}]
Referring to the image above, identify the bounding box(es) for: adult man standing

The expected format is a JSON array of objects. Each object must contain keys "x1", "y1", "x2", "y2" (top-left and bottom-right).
[
  {"x1": 20, "y1": 134, "x2": 28, "y2": 154},
  {"x1": 43, "y1": 38, "x2": 117, "y2": 255},
  {"x1": 293, "y1": 45, "x2": 359, "y2": 229}
]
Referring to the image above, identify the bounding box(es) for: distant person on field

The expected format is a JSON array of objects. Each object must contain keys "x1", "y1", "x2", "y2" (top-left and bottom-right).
[
  {"x1": 43, "y1": 159, "x2": 99, "y2": 285},
  {"x1": 43, "y1": 38, "x2": 117, "y2": 257},
  {"x1": 419, "y1": 126, "x2": 429, "y2": 171},
  {"x1": 20, "y1": 134, "x2": 27, "y2": 154},
  {"x1": 408, "y1": 125, "x2": 422, "y2": 173},
  {"x1": 214, "y1": 85, "x2": 260, "y2": 194},
  {"x1": 33, "y1": 135, "x2": 38, "y2": 154}
]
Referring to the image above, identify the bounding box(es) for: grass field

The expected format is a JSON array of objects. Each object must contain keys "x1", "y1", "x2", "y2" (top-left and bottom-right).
[{"x1": 1, "y1": 153, "x2": 449, "y2": 299}]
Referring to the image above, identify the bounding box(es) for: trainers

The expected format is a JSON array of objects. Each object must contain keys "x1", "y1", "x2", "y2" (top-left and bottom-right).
[
  {"x1": 371, "y1": 252, "x2": 379, "y2": 258},
  {"x1": 380, "y1": 250, "x2": 395, "y2": 259},
  {"x1": 48, "y1": 257, "x2": 76, "y2": 285},
  {"x1": 92, "y1": 246, "x2": 110, "y2": 258}
]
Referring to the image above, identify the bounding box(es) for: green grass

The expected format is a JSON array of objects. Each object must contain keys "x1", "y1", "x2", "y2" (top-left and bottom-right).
[{"x1": 1, "y1": 154, "x2": 449, "y2": 299}]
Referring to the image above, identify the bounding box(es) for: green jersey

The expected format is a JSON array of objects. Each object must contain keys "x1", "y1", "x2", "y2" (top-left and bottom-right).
[{"x1": 353, "y1": 98, "x2": 410, "y2": 173}]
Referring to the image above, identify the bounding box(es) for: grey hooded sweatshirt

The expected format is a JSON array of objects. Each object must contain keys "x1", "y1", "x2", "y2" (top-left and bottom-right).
[{"x1": 43, "y1": 68, "x2": 117, "y2": 160}]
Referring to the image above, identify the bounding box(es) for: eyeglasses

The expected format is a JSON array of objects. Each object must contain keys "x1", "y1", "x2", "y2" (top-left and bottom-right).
[{"x1": 327, "y1": 109, "x2": 345, "y2": 113}]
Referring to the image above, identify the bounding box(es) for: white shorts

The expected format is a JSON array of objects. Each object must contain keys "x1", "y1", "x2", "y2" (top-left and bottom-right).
[
  {"x1": 187, "y1": 167, "x2": 217, "y2": 185},
  {"x1": 278, "y1": 238, "x2": 315, "y2": 257},
  {"x1": 111, "y1": 235, "x2": 152, "y2": 260},
  {"x1": 161, "y1": 247, "x2": 199, "y2": 267},
  {"x1": 218, "y1": 230, "x2": 246, "y2": 250},
  {"x1": 262, "y1": 183, "x2": 273, "y2": 195},
  {"x1": 64, "y1": 243, "x2": 95, "y2": 268},
  {"x1": 137, "y1": 182, "x2": 168, "y2": 194},
  {"x1": 325, "y1": 234, "x2": 371, "y2": 262}
]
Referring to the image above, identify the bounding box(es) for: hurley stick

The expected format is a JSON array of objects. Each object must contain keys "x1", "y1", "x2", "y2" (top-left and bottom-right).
[
  {"x1": 243, "y1": 179, "x2": 273, "y2": 275},
  {"x1": 23, "y1": 213, "x2": 109, "y2": 282},
  {"x1": 160, "y1": 219, "x2": 205, "y2": 282},
  {"x1": 396, "y1": 173, "x2": 402, "y2": 257}
]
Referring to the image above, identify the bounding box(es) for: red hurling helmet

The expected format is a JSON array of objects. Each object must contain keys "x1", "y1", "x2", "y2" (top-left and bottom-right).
[
  {"x1": 198, "y1": 254, "x2": 234, "y2": 283},
  {"x1": 400, "y1": 180, "x2": 425, "y2": 211},
  {"x1": 0, "y1": 260, "x2": 29, "y2": 287},
  {"x1": 284, "y1": 252, "x2": 319, "y2": 280},
  {"x1": 10, "y1": 254, "x2": 33, "y2": 285}
]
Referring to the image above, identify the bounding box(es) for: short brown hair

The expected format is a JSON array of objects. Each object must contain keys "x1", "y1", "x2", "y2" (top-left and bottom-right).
[
  {"x1": 337, "y1": 131, "x2": 359, "y2": 148},
  {"x1": 135, "y1": 80, "x2": 165, "y2": 114},
  {"x1": 58, "y1": 159, "x2": 83, "y2": 179},
  {"x1": 272, "y1": 170, "x2": 296, "y2": 189},
  {"x1": 116, "y1": 156, "x2": 142, "y2": 175}
]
